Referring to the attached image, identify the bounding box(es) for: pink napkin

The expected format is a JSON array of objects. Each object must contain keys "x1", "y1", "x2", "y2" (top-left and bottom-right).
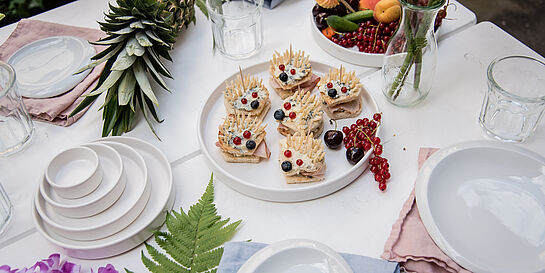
[
  {"x1": 0, "y1": 19, "x2": 105, "y2": 126},
  {"x1": 381, "y1": 148, "x2": 472, "y2": 273}
]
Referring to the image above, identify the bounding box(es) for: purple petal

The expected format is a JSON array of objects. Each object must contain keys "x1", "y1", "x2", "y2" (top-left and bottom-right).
[
  {"x1": 46, "y1": 254, "x2": 61, "y2": 269},
  {"x1": 97, "y1": 264, "x2": 118, "y2": 273},
  {"x1": 60, "y1": 262, "x2": 80, "y2": 273},
  {"x1": 0, "y1": 265, "x2": 16, "y2": 273}
]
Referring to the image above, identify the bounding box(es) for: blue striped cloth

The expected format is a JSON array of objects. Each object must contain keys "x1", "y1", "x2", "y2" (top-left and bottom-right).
[{"x1": 217, "y1": 241, "x2": 400, "y2": 273}]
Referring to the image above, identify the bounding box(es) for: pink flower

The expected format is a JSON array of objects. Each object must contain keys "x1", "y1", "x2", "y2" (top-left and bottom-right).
[{"x1": 0, "y1": 254, "x2": 115, "y2": 273}]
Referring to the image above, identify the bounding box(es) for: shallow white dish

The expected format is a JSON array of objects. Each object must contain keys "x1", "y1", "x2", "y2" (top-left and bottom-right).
[
  {"x1": 238, "y1": 239, "x2": 353, "y2": 273},
  {"x1": 45, "y1": 146, "x2": 102, "y2": 199},
  {"x1": 33, "y1": 137, "x2": 174, "y2": 259},
  {"x1": 310, "y1": 13, "x2": 384, "y2": 67},
  {"x1": 40, "y1": 143, "x2": 125, "y2": 218},
  {"x1": 8, "y1": 36, "x2": 95, "y2": 98},
  {"x1": 36, "y1": 142, "x2": 150, "y2": 241},
  {"x1": 415, "y1": 140, "x2": 545, "y2": 273},
  {"x1": 198, "y1": 61, "x2": 379, "y2": 202}
]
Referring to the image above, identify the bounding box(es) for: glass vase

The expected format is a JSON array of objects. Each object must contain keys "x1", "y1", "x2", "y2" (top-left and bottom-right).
[{"x1": 381, "y1": 0, "x2": 445, "y2": 107}]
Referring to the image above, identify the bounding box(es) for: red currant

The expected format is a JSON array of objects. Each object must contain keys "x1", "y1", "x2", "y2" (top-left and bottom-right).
[
  {"x1": 252, "y1": 92, "x2": 258, "y2": 98},
  {"x1": 374, "y1": 145, "x2": 383, "y2": 155},
  {"x1": 350, "y1": 124, "x2": 357, "y2": 130},
  {"x1": 327, "y1": 82, "x2": 333, "y2": 89},
  {"x1": 383, "y1": 172, "x2": 391, "y2": 180},
  {"x1": 284, "y1": 150, "x2": 292, "y2": 158},
  {"x1": 342, "y1": 126, "x2": 350, "y2": 134},
  {"x1": 290, "y1": 69, "x2": 296, "y2": 75},
  {"x1": 369, "y1": 121, "x2": 377, "y2": 129},
  {"x1": 363, "y1": 141, "x2": 371, "y2": 151},
  {"x1": 296, "y1": 159, "x2": 303, "y2": 166},
  {"x1": 341, "y1": 86, "x2": 347, "y2": 93},
  {"x1": 243, "y1": 130, "x2": 251, "y2": 139},
  {"x1": 233, "y1": 137, "x2": 241, "y2": 145},
  {"x1": 283, "y1": 102, "x2": 291, "y2": 110},
  {"x1": 375, "y1": 173, "x2": 382, "y2": 182},
  {"x1": 356, "y1": 119, "x2": 364, "y2": 126},
  {"x1": 379, "y1": 182, "x2": 387, "y2": 191},
  {"x1": 362, "y1": 118, "x2": 369, "y2": 126},
  {"x1": 279, "y1": 64, "x2": 285, "y2": 71},
  {"x1": 241, "y1": 98, "x2": 247, "y2": 104},
  {"x1": 345, "y1": 142, "x2": 353, "y2": 149},
  {"x1": 382, "y1": 162, "x2": 389, "y2": 169},
  {"x1": 373, "y1": 113, "x2": 382, "y2": 121},
  {"x1": 373, "y1": 137, "x2": 381, "y2": 144},
  {"x1": 370, "y1": 165, "x2": 378, "y2": 173},
  {"x1": 289, "y1": 112, "x2": 296, "y2": 119}
]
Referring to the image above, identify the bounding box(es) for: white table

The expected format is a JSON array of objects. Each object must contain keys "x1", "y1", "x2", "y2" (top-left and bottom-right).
[{"x1": 6, "y1": 1, "x2": 541, "y2": 271}]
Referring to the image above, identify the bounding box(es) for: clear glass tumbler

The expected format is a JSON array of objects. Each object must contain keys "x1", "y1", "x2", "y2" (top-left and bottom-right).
[
  {"x1": 0, "y1": 182, "x2": 13, "y2": 237},
  {"x1": 0, "y1": 61, "x2": 34, "y2": 156},
  {"x1": 206, "y1": 0, "x2": 263, "y2": 59},
  {"x1": 479, "y1": 56, "x2": 545, "y2": 142}
]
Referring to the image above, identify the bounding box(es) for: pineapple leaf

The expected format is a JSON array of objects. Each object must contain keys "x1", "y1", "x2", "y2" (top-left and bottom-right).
[
  {"x1": 195, "y1": 0, "x2": 208, "y2": 19},
  {"x1": 112, "y1": 48, "x2": 137, "y2": 71},
  {"x1": 145, "y1": 30, "x2": 169, "y2": 47},
  {"x1": 91, "y1": 35, "x2": 129, "y2": 45},
  {"x1": 132, "y1": 60, "x2": 159, "y2": 105},
  {"x1": 118, "y1": 69, "x2": 137, "y2": 105},
  {"x1": 86, "y1": 70, "x2": 124, "y2": 96},
  {"x1": 136, "y1": 31, "x2": 153, "y2": 47},
  {"x1": 136, "y1": 90, "x2": 161, "y2": 139},
  {"x1": 75, "y1": 43, "x2": 123, "y2": 74},
  {"x1": 143, "y1": 54, "x2": 171, "y2": 88},
  {"x1": 142, "y1": 174, "x2": 241, "y2": 273},
  {"x1": 130, "y1": 21, "x2": 145, "y2": 29},
  {"x1": 126, "y1": 37, "x2": 145, "y2": 56},
  {"x1": 111, "y1": 26, "x2": 137, "y2": 35}
]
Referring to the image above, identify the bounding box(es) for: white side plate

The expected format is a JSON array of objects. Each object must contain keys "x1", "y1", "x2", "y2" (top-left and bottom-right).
[
  {"x1": 8, "y1": 36, "x2": 95, "y2": 98},
  {"x1": 415, "y1": 140, "x2": 545, "y2": 273},
  {"x1": 238, "y1": 239, "x2": 353, "y2": 273},
  {"x1": 197, "y1": 61, "x2": 380, "y2": 202},
  {"x1": 33, "y1": 137, "x2": 174, "y2": 259}
]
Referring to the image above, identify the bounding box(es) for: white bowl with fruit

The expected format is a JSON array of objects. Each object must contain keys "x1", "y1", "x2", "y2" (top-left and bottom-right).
[{"x1": 311, "y1": 0, "x2": 446, "y2": 67}]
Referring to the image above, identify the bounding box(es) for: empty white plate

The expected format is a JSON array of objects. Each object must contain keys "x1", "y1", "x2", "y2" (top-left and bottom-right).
[
  {"x1": 238, "y1": 239, "x2": 353, "y2": 273},
  {"x1": 415, "y1": 140, "x2": 545, "y2": 273},
  {"x1": 35, "y1": 142, "x2": 150, "y2": 241},
  {"x1": 8, "y1": 36, "x2": 95, "y2": 98}
]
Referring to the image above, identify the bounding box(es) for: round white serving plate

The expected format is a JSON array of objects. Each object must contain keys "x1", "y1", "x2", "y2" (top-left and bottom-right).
[
  {"x1": 238, "y1": 239, "x2": 353, "y2": 273},
  {"x1": 415, "y1": 140, "x2": 545, "y2": 273},
  {"x1": 310, "y1": 13, "x2": 384, "y2": 67},
  {"x1": 35, "y1": 142, "x2": 150, "y2": 241},
  {"x1": 40, "y1": 143, "x2": 125, "y2": 218},
  {"x1": 33, "y1": 137, "x2": 174, "y2": 259},
  {"x1": 8, "y1": 36, "x2": 95, "y2": 98},
  {"x1": 198, "y1": 61, "x2": 380, "y2": 202}
]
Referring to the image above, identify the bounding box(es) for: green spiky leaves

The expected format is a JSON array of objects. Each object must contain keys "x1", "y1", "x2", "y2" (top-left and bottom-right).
[
  {"x1": 142, "y1": 174, "x2": 241, "y2": 273},
  {"x1": 70, "y1": 0, "x2": 204, "y2": 138}
]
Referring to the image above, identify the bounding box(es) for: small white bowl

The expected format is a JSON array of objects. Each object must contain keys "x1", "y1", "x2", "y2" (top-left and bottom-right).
[
  {"x1": 35, "y1": 142, "x2": 151, "y2": 241},
  {"x1": 46, "y1": 146, "x2": 102, "y2": 199},
  {"x1": 40, "y1": 143, "x2": 125, "y2": 218}
]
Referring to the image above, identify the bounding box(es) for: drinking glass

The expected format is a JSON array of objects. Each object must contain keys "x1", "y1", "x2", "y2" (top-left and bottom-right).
[
  {"x1": 0, "y1": 182, "x2": 13, "y2": 237},
  {"x1": 479, "y1": 56, "x2": 545, "y2": 142},
  {"x1": 0, "y1": 61, "x2": 34, "y2": 156},
  {"x1": 206, "y1": 0, "x2": 264, "y2": 59}
]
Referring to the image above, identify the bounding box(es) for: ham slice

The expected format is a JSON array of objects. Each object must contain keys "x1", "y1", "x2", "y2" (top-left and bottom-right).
[
  {"x1": 270, "y1": 74, "x2": 321, "y2": 93},
  {"x1": 329, "y1": 99, "x2": 360, "y2": 115},
  {"x1": 301, "y1": 163, "x2": 326, "y2": 178}
]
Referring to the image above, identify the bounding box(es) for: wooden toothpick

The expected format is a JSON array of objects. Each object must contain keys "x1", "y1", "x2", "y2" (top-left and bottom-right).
[
  {"x1": 339, "y1": 64, "x2": 343, "y2": 81},
  {"x1": 238, "y1": 66, "x2": 246, "y2": 91},
  {"x1": 289, "y1": 44, "x2": 293, "y2": 60}
]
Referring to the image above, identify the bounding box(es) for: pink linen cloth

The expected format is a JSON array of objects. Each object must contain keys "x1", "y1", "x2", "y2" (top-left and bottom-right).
[
  {"x1": 382, "y1": 148, "x2": 472, "y2": 273},
  {"x1": 0, "y1": 19, "x2": 105, "y2": 126}
]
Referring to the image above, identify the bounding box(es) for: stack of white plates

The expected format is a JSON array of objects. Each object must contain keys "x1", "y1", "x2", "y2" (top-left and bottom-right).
[{"x1": 32, "y1": 137, "x2": 174, "y2": 259}]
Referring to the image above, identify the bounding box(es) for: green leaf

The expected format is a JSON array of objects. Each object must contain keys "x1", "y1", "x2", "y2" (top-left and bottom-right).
[
  {"x1": 132, "y1": 60, "x2": 159, "y2": 105},
  {"x1": 75, "y1": 43, "x2": 123, "y2": 74},
  {"x1": 126, "y1": 37, "x2": 145, "y2": 56},
  {"x1": 130, "y1": 21, "x2": 145, "y2": 29},
  {"x1": 145, "y1": 30, "x2": 169, "y2": 47},
  {"x1": 118, "y1": 70, "x2": 136, "y2": 105},
  {"x1": 136, "y1": 31, "x2": 153, "y2": 47},
  {"x1": 195, "y1": 0, "x2": 208, "y2": 19},
  {"x1": 142, "y1": 174, "x2": 240, "y2": 273},
  {"x1": 111, "y1": 48, "x2": 137, "y2": 71},
  {"x1": 136, "y1": 90, "x2": 161, "y2": 140},
  {"x1": 87, "y1": 70, "x2": 124, "y2": 97},
  {"x1": 143, "y1": 54, "x2": 171, "y2": 90},
  {"x1": 111, "y1": 26, "x2": 136, "y2": 35},
  {"x1": 91, "y1": 35, "x2": 128, "y2": 45}
]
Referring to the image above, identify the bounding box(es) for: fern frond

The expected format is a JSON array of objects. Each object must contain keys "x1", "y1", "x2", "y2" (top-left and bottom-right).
[{"x1": 142, "y1": 173, "x2": 241, "y2": 273}]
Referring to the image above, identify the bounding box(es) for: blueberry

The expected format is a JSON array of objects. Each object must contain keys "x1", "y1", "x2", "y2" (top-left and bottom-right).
[
  {"x1": 274, "y1": 109, "x2": 285, "y2": 120},
  {"x1": 246, "y1": 140, "x2": 256, "y2": 150},
  {"x1": 328, "y1": 88, "x2": 337, "y2": 98},
  {"x1": 281, "y1": 161, "x2": 292, "y2": 172},
  {"x1": 251, "y1": 100, "x2": 260, "y2": 109},
  {"x1": 279, "y1": 72, "x2": 288, "y2": 82}
]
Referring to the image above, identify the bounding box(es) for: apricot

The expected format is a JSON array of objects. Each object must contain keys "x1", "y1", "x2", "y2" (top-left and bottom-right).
[
  {"x1": 358, "y1": 0, "x2": 381, "y2": 10},
  {"x1": 373, "y1": 0, "x2": 401, "y2": 23}
]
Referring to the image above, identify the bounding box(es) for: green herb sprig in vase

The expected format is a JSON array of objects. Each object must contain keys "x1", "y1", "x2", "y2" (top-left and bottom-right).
[{"x1": 381, "y1": 0, "x2": 445, "y2": 107}]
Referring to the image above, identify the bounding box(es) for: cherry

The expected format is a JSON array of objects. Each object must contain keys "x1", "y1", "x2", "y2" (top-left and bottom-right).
[
  {"x1": 346, "y1": 147, "x2": 364, "y2": 165},
  {"x1": 241, "y1": 98, "x2": 247, "y2": 104},
  {"x1": 289, "y1": 112, "x2": 296, "y2": 119},
  {"x1": 296, "y1": 159, "x2": 303, "y2": 166},
  {"x1": 233, "y1": 137, "x2": 241, "y2": 145},
  {"x1": 243, "y1": 130, "x2": 251, "y2": 139},
  {"x1": 279, "y1": 64, "x2": 285, "y2": 71},
  {"x1": 324, "y1": 130, "x2": 343, "y2": 149},
  {"x1": 283, "y1": 102, "x2": 291, "y2": 110}
]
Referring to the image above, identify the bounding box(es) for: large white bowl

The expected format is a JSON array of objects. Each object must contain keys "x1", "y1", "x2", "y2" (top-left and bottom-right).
[
  {"x1": 238, "y1": 239, "x2": 353, "y2": 273},
  {"x1": 40, "y1": 143, "x2": 125, "y2": 218},
  {"x1": 35, "y1": 142, "x2": 150, "y2": 241},
  {"x1": 415, "y1": 140, "x2": 545, "y2": 273},
  {"x1": 198, "y1": 61, "x2": 380, "y2": 202},
  {"x1": 33, "y1": 137, "x2": 174, "y2": 259}
]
